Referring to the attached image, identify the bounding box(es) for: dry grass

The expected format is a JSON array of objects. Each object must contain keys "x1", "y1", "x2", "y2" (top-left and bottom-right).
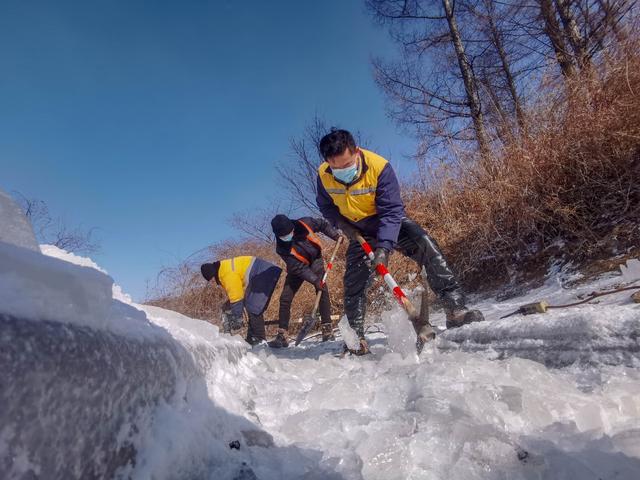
[
  {"x1": 405, "y1": 44, "x2": 640, "y2": 291},
  {"x1": 147, "y1": 238, "x2": 350, "y2": 336}
]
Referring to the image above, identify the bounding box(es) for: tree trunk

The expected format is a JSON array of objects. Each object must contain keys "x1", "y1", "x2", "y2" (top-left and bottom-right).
[
  {"x1": 539, "y1": 0, "x2": 577, "y2": 78},
  {"x1": 554, "y1": 0, "x2": 589, "y2": 69},
  {"x1": 441, "y1": 0, "x2": 491, "y2": 159},
  {"x1": 483, "y1": 0, "x2": 527, "y2": 134}
]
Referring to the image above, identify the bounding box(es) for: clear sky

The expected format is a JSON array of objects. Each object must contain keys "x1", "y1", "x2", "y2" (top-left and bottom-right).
[{"x1": 0, "y1": 0, "x2": 416, "y2": 301}]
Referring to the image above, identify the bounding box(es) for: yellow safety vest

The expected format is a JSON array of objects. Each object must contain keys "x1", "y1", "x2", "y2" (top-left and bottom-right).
[
  {"x1": 218, "y1": 256, "x2": 255, "y2": 303},
  {"x1": 317, "y1": 148, "x2": 389, "y2": 223}
]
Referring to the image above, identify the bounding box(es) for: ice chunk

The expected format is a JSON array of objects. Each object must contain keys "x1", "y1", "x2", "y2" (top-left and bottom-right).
[
  {"x1": 338, "y1": 315, "x2": 360, "y2": 350},
  {"x1": 620, "y1": 258, "x2": 640, "y2": 283},
  {"x1": 0, "y1": 189, "x2": 39, "y2": 251},
  {"x1": 0, "y1": 240, "x2": 113, "y2": 328},
  {"x1": 382, "y1": 306, "x2": 417, "y2": 358}
]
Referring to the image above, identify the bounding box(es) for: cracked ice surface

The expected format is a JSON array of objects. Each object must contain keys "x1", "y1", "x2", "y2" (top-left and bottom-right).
[{"x1": 2, "y1": 240, "x2": 640, "y2": 479}]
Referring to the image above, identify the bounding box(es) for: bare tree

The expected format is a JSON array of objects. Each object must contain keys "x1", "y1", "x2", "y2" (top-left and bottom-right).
[
  {"x1": 465, "y1": 0, "x2": 528, "y2": 136},
  {"x1": 367, "y1": 0, "x2": 636, "y2": 160},
  {"x1": 276, "y1": 115, "x2": 372, "y2": 214},
  {"x1": 535, "y1": 0, "x2": 636, "y2": 76},
  {"x1": 227, "y1": 201, "x2": 293, "y2": 245},
  {"x1": 276, "y1": 115, "x2": 328, "y2": 215},
  {"x1": 13, "y1": 192, "x2": 100, "y2": 254},
  {"x1": 368, "y1": 0, "x2": 492, "y2": 157}
]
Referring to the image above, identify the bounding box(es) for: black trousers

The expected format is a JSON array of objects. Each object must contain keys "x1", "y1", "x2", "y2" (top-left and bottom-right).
[
  {"x1": 344, "y1": 217, "x2": 464, "y2": 337},
  {"x1": 246, "y1": 312, "x2": 266, "y2": 342},
  {"x1": 278, "y1": 258, "x2": 331, "y2": 330}
]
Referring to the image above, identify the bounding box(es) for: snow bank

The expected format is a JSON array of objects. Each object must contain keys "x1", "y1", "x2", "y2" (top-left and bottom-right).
[
  {"x1": 0, "y1": 241, "x2": 115, "y2": 331},
  {"x1": 0, "y1": 240, "x2": 339, "y2": 479},
  {"x1": 40, "y1": 244, "x2": 133, "y2": 304}
]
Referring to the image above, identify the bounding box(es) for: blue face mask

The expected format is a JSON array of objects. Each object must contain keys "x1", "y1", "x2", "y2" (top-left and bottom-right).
[
  {"x1": 279, "y1": 232, "x2": 293, "y2": 242},
  {"x1": 332, "y1": 163, "x2": 359, "y2": 184}
]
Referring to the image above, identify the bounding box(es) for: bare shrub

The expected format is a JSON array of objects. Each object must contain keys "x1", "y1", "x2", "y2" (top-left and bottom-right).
[
  {"x1": 13, "y1": 192, "x2": 100, "y2": 255},
  {"x1": 405, "y1": 40, "x2": 640, "y2": 290}
]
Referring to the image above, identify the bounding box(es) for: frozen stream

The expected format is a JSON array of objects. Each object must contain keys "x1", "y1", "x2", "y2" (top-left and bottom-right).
[{"x1": 1, "y1": 235, "x2": 639, "y2": 479}]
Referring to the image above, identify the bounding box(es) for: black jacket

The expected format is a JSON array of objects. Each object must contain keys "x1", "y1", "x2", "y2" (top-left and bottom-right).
[{"x1": 275, "y1": 216, "x2": 339, "y2": 284}]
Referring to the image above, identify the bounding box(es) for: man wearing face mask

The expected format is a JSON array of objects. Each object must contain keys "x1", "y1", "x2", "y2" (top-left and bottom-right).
[
  {"x1": 268, "y1": 214, "x2": 342, "y2": 348},
  {"x1": 316, "y1": 128, "x2": 484, "y2": 355}
]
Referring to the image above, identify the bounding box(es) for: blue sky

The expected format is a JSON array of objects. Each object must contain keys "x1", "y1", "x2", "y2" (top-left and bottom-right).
[{"x1": 0, "y1": 0, "x2": 416, "y2": 301}]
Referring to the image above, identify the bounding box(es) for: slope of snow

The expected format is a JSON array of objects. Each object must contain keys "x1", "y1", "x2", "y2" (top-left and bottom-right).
[{"x1": 2, "y1": 238, "x2": 640, "y2": 479}]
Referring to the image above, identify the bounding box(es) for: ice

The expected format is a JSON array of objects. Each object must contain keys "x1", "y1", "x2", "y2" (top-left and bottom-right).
[
  {"x1": 0, "y1": 241, "x2": 114, "y2": 330},
  {"x1": 40, "y1": 244, "x2": 107, "y2": 273},
  {"x1": 380, "y1": 307, "x2": 418, "y2": 358},
  {"x1": 41, "y1": 244, "x2": 134, "y2": 304},
  {"x1": 338, "y1": 315, "x2": 361, "y2": 350},
  {"x1": 0, "y1": 189, "x2": 39, "y2": 252},
  {"x1": 2, "y1": 235, "x2": 640, "y2": 479},
  {"x1": 620, "y1": 258, "x2": 640, "y2": 283}
]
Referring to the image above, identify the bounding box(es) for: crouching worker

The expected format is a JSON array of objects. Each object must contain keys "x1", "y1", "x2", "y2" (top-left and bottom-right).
[
  {"x1": 316, "y1": 129, "x2": 484, "y2": 355},
  {"x1": 268, "y1": 214, "x2": 342, "y2": 348},
  {"x1": 201, "y1": 256, "x2": 282, "y2": 346}
]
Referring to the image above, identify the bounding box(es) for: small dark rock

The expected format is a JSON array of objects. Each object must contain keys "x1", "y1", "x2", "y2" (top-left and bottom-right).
[
  {"x1": 229, "y1": 440, "x2": 241, "y2": 450},
  {"x1": 517, "y1": 448, "x2": 529, "y2": 462}
]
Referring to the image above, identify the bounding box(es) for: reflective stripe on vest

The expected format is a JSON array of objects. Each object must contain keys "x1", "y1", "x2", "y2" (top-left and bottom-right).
[{"x1": 290, "y1": 220, "x2": 322, "y2": 265}]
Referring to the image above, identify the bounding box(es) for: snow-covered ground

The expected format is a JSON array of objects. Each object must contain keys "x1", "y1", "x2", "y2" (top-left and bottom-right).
[{"x1": 2, "y1": 232, "x2": 640, "y2": 479}]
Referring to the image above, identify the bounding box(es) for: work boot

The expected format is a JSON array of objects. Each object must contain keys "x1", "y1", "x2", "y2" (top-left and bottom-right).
[
  {"x1": 344, "y1": 338, "x2": 370, "y2": 356},
  {"x1": 321, "y1": 323, "x2": 335, "y2": 342},
  {"x1": 267, "y1": 329, "x2": 289, "y2": 348},
  {"x1": 246, "y1": 336, "x2": 267, "y2": 346},
  {"x1": 445, "y1": 307, "x2": 485, "y2": 329}
]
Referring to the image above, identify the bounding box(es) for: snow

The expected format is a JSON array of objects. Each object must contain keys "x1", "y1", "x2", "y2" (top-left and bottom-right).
[
  {"x1": 40, "y1": 243, "x2": 107, "y2": 273},
  {"x1": 2, "y1": 236, "x2": 640, "y2": 479},
  {"x1": 40, "y1": 243, "x2": 133, "y2": 303},
  {"x1": 0, "y1": 241, "x2": 114, "y2": 329}
]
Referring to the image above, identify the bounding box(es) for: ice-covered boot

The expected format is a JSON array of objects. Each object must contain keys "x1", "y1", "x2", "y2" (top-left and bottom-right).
[
  {"x1": 267, "y1": 329, "x2": 289, "y2": 348},
  {"x1": 414, "y1": 324, "x2": 436, "y2": 354},
  {"x1": 445, "y1": 307, "x2": 485, "y2": 329},
  {"x1": 344, "y1": 338, "x2": 370, "y2": 356},
  {"x1": 413, "y1": 287, "x2": 435, "y2": 353},
  {"x1": 321, "y1": 323, "x2": 335, "y2": 342}
]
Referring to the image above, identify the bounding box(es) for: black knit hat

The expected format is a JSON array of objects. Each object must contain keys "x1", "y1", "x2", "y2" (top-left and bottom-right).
[
  {"x1": 271, "y1": 214, "x2": 294, "y2": 237},
  {"x1": 201, "y1": 261, "x2": 221, "y2": 283}
]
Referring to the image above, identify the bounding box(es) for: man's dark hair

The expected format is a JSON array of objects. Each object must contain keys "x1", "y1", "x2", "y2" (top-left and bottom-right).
[{"x1": 319, "y1": 128, "x2": 356, "y2": 159}]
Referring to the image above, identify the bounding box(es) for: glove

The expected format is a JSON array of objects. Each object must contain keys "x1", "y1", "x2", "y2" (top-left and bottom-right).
[
  {"x1": 335, "y1": 218, "x2": 359, "y2": 241},
  {"x1": 313, "y1": 278, "x2": 327, "y2": 291},
  {"x1": 373, "y1": 248, "x2": 389, "y2": 270}
]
